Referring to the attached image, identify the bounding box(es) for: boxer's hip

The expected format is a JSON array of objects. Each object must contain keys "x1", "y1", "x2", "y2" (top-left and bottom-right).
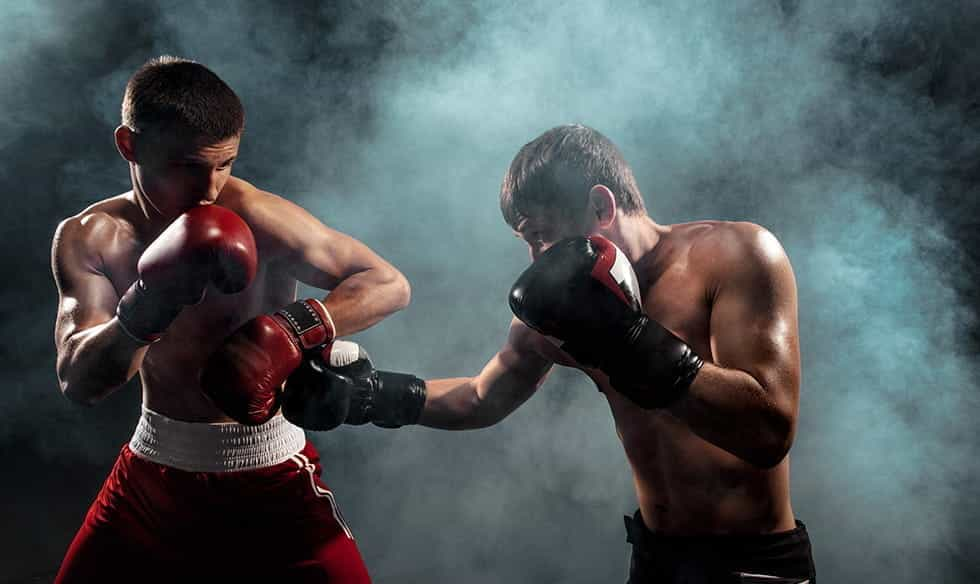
[
  {"x1": 78, "y1": 406, "x2": 336, "y2": 546},
  {"x1": 84, "y1": 407, "x2": 313, "y2": 533},
  {"x1": 57, "y1": 409, "x2": 361, "y2": 582},
  {"x1": 624, "y1": 509, "x2": 816, "y2": 584},
  {"x1": 128, "y1": 404, "x2": 307, "y2": 472}
]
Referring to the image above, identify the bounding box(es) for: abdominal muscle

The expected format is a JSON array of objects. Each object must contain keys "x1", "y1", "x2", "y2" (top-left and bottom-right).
[
  {"x1": 537, "y1": 332, "x2": 795, "y2": 536},
  {"x1": 137, "y1": 263, "x2": 298, "y2": 423},
  {"x1": 603, "y1": 383, "x2": 796, "y2": 535}
]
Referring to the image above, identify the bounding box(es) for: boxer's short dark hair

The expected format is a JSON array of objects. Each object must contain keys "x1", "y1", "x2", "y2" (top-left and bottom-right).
[
  {"x1": 500, "y1": 124, "x2": 645, "y2": 229},
  {"x1": 121, "y1": 56, "x2": 244, "y2": 142}
]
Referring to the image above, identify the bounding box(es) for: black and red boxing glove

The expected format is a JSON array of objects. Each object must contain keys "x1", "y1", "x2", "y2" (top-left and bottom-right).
[
  {"x1": 201, "y1": 298, "x2": 336, "y2": 425},
  {"x1": 282, "y1": 341, "x2": 426, "y2": 431},
  {"x1": 116, "y1": 205, "x2": 258, "y2": 343},
  {"x1": 508, "y1": 235, "x2": 703, "y2": 408}
]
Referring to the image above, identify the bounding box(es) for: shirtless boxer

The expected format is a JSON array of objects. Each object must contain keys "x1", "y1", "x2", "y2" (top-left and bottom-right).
[
  {"x1": 50, "y1": 56, "x2": 409, "y2": 583},
  {"x1": 280, "y1": 125, "x2": 816, "y2": 583}
]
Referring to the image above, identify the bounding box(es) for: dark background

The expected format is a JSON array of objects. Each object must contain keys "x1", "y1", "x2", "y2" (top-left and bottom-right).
[{"x1": 1, "y1": 1, "x2": 978, "y2": 582}]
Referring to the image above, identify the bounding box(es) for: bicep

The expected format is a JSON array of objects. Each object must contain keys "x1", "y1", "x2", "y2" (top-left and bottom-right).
[
  {"x1": 292, "y1": 226, "x2": 395, "y2": 290},
  {"x1": 52, "y1": 221, "x2": 119, "y2": 349},
  {"x1": 258, "y1": 195, "x2": 398, "y2": 290},
  {"x1": 708, "y1": 230, "x2": 800, "y2": 410}
]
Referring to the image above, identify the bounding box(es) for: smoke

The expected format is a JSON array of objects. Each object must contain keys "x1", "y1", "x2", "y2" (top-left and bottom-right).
[{"x1": 1, "y1": 0, "x2": 977, "y2": 582}]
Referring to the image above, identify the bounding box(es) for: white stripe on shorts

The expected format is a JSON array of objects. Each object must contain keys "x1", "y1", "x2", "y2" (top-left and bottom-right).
[{"x1": 290, "y1": 452, "x2": 355, "y2": 540}]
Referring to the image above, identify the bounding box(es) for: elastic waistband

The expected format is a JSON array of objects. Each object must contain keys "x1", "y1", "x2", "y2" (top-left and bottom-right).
[
  {"x1": 128, "y1": 406, "x2": 307, "y2": 472},
  {"x1": 625, "y1": 509, "x2": 808, "y2": 546}
]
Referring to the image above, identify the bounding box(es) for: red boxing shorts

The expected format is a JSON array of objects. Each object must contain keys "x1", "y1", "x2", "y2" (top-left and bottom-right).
[{"x1": 55, "y1": 406, "x2": 371, "y2": 583}]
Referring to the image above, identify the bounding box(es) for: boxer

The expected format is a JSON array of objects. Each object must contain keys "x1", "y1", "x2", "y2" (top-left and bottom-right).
[
  {"x1": 283, "y1": 125, "x2": 816, "y2": 583},
  {"x1": 50, "y1": 56, "x2": 409, "y2": 583}
]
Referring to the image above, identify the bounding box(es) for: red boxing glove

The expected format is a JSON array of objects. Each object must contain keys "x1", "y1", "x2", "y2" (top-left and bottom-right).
[
  {"x1": 116, "y1": 205, "x2": 257, "y2": 343},
  {"x1": 201, "y1": 298, "x2": 336, "y2": 425}
]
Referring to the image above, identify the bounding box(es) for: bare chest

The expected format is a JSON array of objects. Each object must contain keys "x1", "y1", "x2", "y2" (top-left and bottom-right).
[
  {"x1": 100, "y1": 232, "x2": 297, "y2": 406},
  {"x1": 540, "y1": 259, "x2": 719, "y2": 465}
]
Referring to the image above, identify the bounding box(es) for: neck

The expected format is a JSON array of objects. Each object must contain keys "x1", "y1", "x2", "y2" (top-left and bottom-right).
[
  {"x1": 601, "y1": 213, "x2": 665, "y2": 265},
  {"x1": 128, "y1": 166, "x2": 170, "y2": 243}
]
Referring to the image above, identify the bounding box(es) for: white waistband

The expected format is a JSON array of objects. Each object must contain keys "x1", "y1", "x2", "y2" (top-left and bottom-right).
[{"x1": 128, "y1": 406, "x2": 307, "y2": 472}]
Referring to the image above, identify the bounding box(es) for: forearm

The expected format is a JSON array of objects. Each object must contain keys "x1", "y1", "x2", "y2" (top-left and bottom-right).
[
  {"x1": 419, "y1": 377, "x2": 504, "y2": 430},
  {"x1": 667, "y1": 363, "x2": 794, "y2": 468},
  {"x1": 322, "y1": 267, "x2": 410, "y2": 337},
  {"x1": 57, "y1": 318, "x2": 148, "y2": 406}
]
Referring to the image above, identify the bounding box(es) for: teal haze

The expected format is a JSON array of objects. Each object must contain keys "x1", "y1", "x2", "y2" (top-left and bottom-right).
[{"x1": 0, "y1": 1, "x2": 976, "y2": 582}]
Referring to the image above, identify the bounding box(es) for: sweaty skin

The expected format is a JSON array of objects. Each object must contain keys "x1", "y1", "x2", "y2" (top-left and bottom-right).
[
  {"x1": 421, "y1": 217, "x2": 800, "y2": 536},
  {"x1": 53, "y1": 144, "x2": 410, "y2": 422}
]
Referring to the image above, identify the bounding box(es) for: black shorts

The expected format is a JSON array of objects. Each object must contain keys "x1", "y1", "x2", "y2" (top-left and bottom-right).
[{"x1": 624, "y1": 510, "x2": 816, "y2": 584}]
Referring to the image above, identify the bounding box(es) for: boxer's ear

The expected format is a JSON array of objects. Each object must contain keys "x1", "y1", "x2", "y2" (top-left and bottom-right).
[
  {"x1": 588, "y1": 184, "x2": 617, "y2": 229},
  {"x1": 114, "y1": 125, "x2": 138, "y2": 163}
]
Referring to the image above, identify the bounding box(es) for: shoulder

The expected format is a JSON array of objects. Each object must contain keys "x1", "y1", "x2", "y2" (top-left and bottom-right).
[
  {"x1": 219, "y1": 177, "x2": 306, "y2": 217},
  {"x1": 58, "y1": 193, "x2": 138, "y2": 235},
  {"x1": 681, "y1": 221, "x2": 794, "y2": 299},
  {"x1": 53, "y1": 193, "x2": 138, "y2": 268},
  {"x1": 686, "y1": 221, "x2": 790, "y2": 273},
  {"x1": 217, "y1": 177, "x2": 324, "y2": 258},
  {"x1": 220, "y1": 177, "x2": 320, "y2": 234}
]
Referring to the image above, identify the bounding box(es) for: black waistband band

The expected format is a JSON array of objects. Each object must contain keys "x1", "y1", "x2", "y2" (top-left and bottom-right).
[{"x1": 624, "y1": 509, "x2": 809, "y2": 547}]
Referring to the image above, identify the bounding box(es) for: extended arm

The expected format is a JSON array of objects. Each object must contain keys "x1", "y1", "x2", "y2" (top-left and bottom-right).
[
  {"x1": 279, "y1": 319, "x2": 554, "y2": 431},
  {"x1": 420, "y1": 319, "x2": 554, "y2": 429}
]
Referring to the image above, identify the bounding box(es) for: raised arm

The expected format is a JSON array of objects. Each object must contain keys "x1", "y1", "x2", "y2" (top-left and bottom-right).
[
  {"x1": 52, "y1": 215, "x2": 146, "y2": 405},
  {"x1": 668, "y1": 224, "x2": 801, "y2": 468},
  {"x1": 246, "y1": 190, "x2": 411, "y2": 336},
  {"x1": 505, "y1": 227, "x2": 799, "y2": 468},
  {"x1": 201, "y1": 188, "x2": 410, "y2": 425},
  {"x1": 54, "y1": 206, "x2": 258, "y2": 406}
]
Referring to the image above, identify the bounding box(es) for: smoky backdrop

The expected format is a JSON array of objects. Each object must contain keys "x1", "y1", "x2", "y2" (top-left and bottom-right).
[{"x1": 1, "y1": 1, "x2": 977, "y2": 582}]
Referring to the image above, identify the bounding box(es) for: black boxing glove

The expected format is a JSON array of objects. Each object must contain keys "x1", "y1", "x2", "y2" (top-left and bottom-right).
[
  {"x1": 508, "y1": 235, "x2": 703, "y2": 408},
  {"x1": 281, "y1": 341, "x2": 427, "y2": 430},
  {"x1": 280, "y1": 341, "x2": 368, "y2": 430}
]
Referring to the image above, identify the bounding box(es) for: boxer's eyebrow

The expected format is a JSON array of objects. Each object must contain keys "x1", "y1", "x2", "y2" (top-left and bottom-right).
[
  {"x1": 174, "y1": 151, "x2": 208, "y2": 162},
  {"x1": 175, "y1": 154, "x2": 237, "y2": 167}
]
